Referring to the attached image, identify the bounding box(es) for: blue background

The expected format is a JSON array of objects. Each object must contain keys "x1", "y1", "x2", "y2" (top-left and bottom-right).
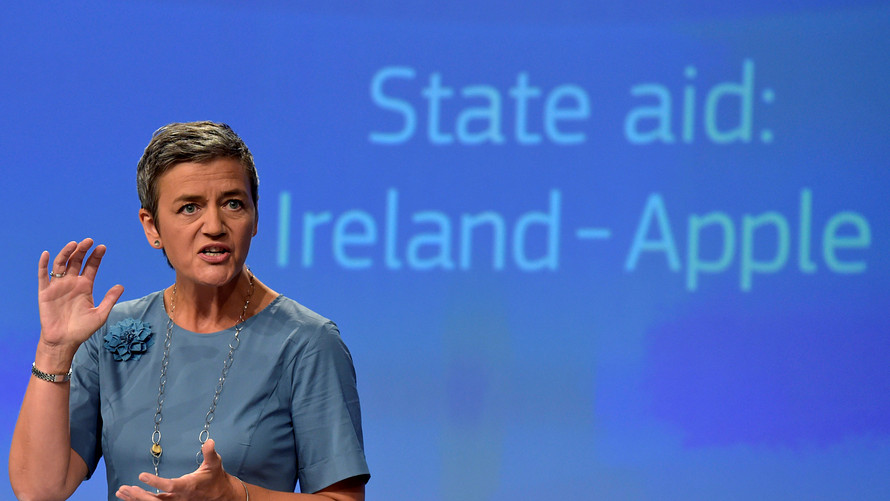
[{"x1": 2, "y1": 1, "x2": 889, "y2": 499}]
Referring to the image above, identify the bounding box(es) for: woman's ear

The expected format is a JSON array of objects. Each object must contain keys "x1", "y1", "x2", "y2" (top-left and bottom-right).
[{"x1": 139, "y1": 209, "x2": 161, "y2": 248}]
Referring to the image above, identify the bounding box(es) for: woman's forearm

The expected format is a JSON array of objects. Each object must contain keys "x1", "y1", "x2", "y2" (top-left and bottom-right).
[{"x1": 9, "y1": 342, "x2": 87, "y2": 501}]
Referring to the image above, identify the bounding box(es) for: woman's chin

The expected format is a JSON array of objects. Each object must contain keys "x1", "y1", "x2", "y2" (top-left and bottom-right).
[{"x1": 177, "y1": 266, "x2": 243, "y2": 289}]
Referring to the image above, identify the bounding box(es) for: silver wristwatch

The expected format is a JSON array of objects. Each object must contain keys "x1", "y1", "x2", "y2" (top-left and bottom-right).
[{"x1": 31, "y1": 362, "x2": 72, "y2": 383}]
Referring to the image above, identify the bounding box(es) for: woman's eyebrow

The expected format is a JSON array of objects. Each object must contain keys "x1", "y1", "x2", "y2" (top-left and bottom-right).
[
  {"x1": 171, "y1": 189, "x2": 248, "y2": 204},
  {"x1": 171, "y1": 194, "x2": 205, "y2": 203},
  {"x1": 219, "y1": 189, "x2": 249, "y2": 198}
]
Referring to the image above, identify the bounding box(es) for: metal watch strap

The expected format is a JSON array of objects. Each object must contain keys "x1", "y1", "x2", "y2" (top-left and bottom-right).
[{"x1": 31, "y1": 362, "x2": 72, "y2": 383}]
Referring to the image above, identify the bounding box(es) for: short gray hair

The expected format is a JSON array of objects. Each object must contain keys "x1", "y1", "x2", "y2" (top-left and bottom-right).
[{"x1": 136, "y1": 121, "x2": 259, "y2": 223}]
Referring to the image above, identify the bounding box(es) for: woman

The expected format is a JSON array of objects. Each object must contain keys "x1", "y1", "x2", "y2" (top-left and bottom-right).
[{"x1": 10, "y1": 122, "x2": 370, "y2": 500}]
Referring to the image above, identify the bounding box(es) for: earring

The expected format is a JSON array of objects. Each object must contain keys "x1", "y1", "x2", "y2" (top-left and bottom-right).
[{"x1": 154, "y1": 240, "x2": 161, "y2": 247}]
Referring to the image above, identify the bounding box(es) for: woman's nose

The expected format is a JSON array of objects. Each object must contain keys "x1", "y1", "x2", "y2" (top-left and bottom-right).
[{"x1": 202, "y1": 207, "x2": 226, "y2": 236}]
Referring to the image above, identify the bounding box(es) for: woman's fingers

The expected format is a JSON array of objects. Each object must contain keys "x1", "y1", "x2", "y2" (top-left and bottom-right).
[
  {"x1": 200, "y1": 439, "x2": 222, "y2": 470},
  {"x1": 45, "y1": 238, "x2": 110, "y2": 283},
  {"x1": 81, "y1": 244, "x2": 107, "y2": 282},
  {"x1": 136, "y1": 472, "x2": 176, "y2": 494},
  {"x1": 96, "y1": 284, "x2": 125, "y2": 320},
  {"x1": 51, "y1": 240, "x2": 78, "y2": 276},
  {"x1": 64, "y1": 238, "x2": 94, "y2": 277},
  {"x1": 37, "y1": 250, "x2": 50, "y2": 290},
  {"x1": 115, "y1": 483, "x2": 164, "y2": 500}
]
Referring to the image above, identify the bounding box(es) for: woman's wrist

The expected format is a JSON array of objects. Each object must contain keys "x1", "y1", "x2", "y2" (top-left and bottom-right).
[
  {"x1": 33, "y1": 339, "x2": 78, "y2": 374},
  {"x1": 230, "y1": 474, "x2": 249, "y2": 501}
]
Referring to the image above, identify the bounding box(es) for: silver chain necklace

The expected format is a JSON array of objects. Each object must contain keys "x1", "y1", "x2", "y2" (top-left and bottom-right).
[{"x1": 150, "y1": 270, "x2": 254, "y2": 481}]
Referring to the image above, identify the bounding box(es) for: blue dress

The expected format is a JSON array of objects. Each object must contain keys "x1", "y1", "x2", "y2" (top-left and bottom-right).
[{"x1": 69, "y1": 291, "x2": 370, "y2": 500}]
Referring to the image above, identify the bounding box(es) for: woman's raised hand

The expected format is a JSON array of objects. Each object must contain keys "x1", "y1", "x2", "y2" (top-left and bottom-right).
[{"x1": 38, "y1": 238, "x2": 124, "y2": 354}]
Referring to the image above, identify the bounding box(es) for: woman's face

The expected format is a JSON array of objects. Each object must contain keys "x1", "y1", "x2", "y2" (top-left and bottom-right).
[{"x1": 140, "y1": 158, "x2": 258, "y2": 290}]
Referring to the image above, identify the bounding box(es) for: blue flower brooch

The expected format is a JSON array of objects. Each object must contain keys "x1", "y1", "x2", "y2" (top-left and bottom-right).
[{"x1": 103, "y1": 318, "x2": 154, "y2": 361}]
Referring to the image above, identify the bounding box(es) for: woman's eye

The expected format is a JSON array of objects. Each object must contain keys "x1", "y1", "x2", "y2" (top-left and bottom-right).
[
  {"x1": 226, "y1": 200, "x2": 244, "y2": 210},
  {"x1": 180, "y1": 203, "x2": 197, "y2": 214}
]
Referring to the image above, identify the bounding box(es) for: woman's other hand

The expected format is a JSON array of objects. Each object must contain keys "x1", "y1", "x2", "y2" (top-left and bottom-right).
[
  {"x1": 115, "y1": 439, "x2": 242, "y2": 501},
  {"x1": 115, "y1": 439, "x2": 365, "y2": 500},
  {"x1": 38, "y1": 238, "x2": 124, "y2": 356}
]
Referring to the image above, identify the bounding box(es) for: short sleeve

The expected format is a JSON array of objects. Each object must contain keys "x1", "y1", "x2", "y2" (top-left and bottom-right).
[
  {"x1": 69, "y1": 329, "x2": 104, "y2": 479},
  {"x1": 291, "y1": 322, "x2": 370, "y2": 493}
]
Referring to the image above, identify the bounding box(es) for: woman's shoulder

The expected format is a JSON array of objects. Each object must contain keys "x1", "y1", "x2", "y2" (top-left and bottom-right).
[
  {"x1": 258, "y1": 297, "x2": 355, "y2": 378},
  {"x1": 264, "y1": 295, "x2": 332, "y2": 324},
  {"x1": 254, "y1": 295, "x2": 342, "y2": 345}
]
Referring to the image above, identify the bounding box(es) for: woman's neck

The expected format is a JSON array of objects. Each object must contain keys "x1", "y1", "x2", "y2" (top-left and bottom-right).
[{"x1": 164, "y1": 270, "x2": 254, "y2": 334}]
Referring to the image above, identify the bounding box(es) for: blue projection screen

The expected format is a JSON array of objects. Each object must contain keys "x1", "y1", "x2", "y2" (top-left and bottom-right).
[{"x1": 2, "y1": 2, "x2": 889, "y2": 499}]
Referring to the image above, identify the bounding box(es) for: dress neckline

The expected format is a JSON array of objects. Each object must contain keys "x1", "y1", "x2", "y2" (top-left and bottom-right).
[{"x1": 154, "y1": 290, "x2": 284, "y2": 337}]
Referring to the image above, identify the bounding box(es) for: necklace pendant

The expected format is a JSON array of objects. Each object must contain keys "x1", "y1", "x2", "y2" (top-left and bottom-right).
[{"x1": 151, "y1": 443, "x2": 163, "y2": 458}]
